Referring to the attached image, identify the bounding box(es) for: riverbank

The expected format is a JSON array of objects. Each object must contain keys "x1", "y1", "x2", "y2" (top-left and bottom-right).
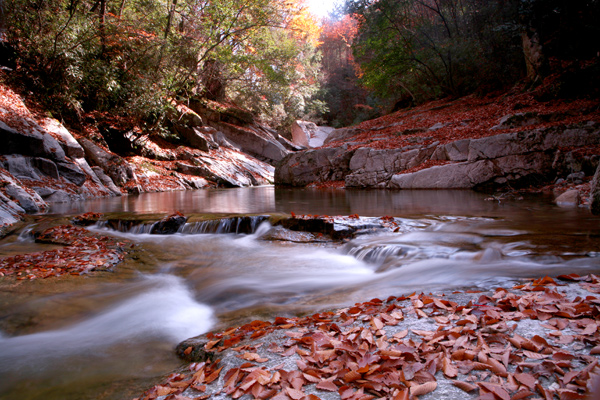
[
  {"x1": 276, "y1": 86, "x2": 600, "y2": 199},
  {"x1": 135, "y1": 274, "x2": 600, "y2": 400},
  {"x1": 3, "y1": 77, "x2": 600, "y2": 236}
]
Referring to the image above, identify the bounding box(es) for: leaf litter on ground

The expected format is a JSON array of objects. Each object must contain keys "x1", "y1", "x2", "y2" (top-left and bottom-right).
[{"x1": 135, "y1": 274, "x2": 600, "y2": 400}]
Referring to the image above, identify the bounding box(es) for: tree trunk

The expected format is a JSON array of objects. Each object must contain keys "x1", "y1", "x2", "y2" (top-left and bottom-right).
[
  {"x1": 521, "y1": 28, "x2": 546, "y2": 82},
  {"x1": 99, "y1": 0, "x2": 107, "y2": 56}
]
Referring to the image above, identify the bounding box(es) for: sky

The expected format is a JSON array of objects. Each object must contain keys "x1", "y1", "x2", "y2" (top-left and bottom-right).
[{"x1": 306, "y1": 0, "x2": 339, "y2": 18}]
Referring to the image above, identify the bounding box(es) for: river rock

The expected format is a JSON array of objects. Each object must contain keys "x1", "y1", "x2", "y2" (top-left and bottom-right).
[
  {"x1": 278, "y1": 217, "x2": 356, "y2": 240},
  {"x1": 4, "y1": 182, "x2": 46, "y2": 213},
  {"x1": 150, "y1": 213, "x2": 188, "y2": 234},
  {"x1": 555, "y1": 189, "x2": 580, "y2": 207},
  {"x1": 175, "y1": 125, "x2": 219, "y2": 152},
  {"x1": 291, "y1": 120, "x2": 317, "y2": 147},
  {"x1": 39, "y1": 117, "x2": 85, "y2": 158},
  {"x1": 591, "y1": 163, "x2": 600, "y2": 215},
  {"x1": 259, "y1": 225, "x2": 321, "y2": 243},
  {"x1": 2, "y1": 155, "x2": 42, "y2": 180},
  {"x1": 212, "y1": 122, "x2": 289, "y2": 164},
  {"x1": 91, "y1": 166, "x2": 122, "y2": 196},
  {"x1": 275, "y1": 147, "x2": 354, "y2": 186},
  {"x1": 1, "y1": 119, "x2": 66, "y2": 161},
  {"x1": 345, "y1": 145, "x2": 438, "y2": 188},
  {"x1": 79, "y1": 138, "x2": 138, "y2": 187},
  {"x1": 388, "y1": 152, "x2": 553, "y2": 189}
]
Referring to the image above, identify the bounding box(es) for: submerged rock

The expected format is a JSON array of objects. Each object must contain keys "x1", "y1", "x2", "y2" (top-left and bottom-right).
[{"x1": 150, "y1": 213, "x2": 188, "y2": 234}]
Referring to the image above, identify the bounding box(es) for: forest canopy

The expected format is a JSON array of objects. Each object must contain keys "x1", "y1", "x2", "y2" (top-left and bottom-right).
[
  {"x1": 1, "y1": 0, "x2": 599, "y2": 131},
  {"x1": 2, "y1": 0, "x2": 323, "y2": 130}
]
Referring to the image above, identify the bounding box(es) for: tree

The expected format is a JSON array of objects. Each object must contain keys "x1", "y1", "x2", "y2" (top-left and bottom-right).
[{"x1": 4, "y1": 0, "x2": 324, "y2": 131}]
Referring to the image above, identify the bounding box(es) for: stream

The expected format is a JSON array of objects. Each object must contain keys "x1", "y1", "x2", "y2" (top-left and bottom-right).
[{"x1": 1, "y1": 187, "x2": 599, "y2": 400}]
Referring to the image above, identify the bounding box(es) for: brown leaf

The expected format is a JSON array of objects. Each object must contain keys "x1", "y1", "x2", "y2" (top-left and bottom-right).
[
  {"x1": 442, "y1": 357, "x2": 458, "y2": 378},
  {"x1": 371, "y1": 317, "x2": 384, "y2": 330},
  {"x1": 478, "y1": 382, "x2": 510, "y2": 400},
  {"x1": 285, "y1": 387, "x2": 305, "y2": 400},
  {"x1": 316, "y1": 378, "x2": 338, "y2": 392},
  {"x1": 451, "y1": 380, "x2": 478, "y2": 393},
  {"x1": 514, "y1": 372, "x2": 536, "y2": 389},
  {"x1": 486, "y1": 357, "x2": 508, "y2": 377},
  {"x1": 409, "y1": 381, "x2": 437, "y2": 397},
  {"x1": 344, "y1": 370, "x2": 361, "y2": 383}
]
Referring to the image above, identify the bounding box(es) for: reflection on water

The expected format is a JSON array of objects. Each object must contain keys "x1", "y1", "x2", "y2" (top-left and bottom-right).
[
  {"x1": 49, "y1": 187, "x2": 515, "y2": 216},
  {"x1": 1, "y1": 188, "x2": 600, "y2": 400}
]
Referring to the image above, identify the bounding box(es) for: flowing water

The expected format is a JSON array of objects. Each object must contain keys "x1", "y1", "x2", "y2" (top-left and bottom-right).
[{"x1": 1, "y1": 187, "x2": 599, "y2": 400}]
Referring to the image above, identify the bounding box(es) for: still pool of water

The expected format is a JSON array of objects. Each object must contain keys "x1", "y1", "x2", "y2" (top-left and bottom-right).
[{"x1": 1, "y1": 187, "x2": 599, "y2": 400}]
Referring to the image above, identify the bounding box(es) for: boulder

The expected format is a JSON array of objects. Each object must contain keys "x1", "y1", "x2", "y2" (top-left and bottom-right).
[
  {"x1": 176, "y1": 147, "x2": 274, "y2": 188},
  {"x1": 323, "y1": 127, "x2": 361, "y2": 144},
  {"x1": 39, "y1": 118, "x2": 85, "y2": 158},
  {"x1": 591, "y1": 164, "x2": 600, "y2": 215},
  {"x1": 345, "y1": 145, "x2": 438, "y2": 188},
  {"x1": 309, "y1": 126, "x2": 335, "y2": 148},
  {"x1": 175, "y1": 125, "x2": 219, "y2": 152},
  {"x1": 32, "y1": 157, "x2": 59, "y2": 179},
  {"x1": 91, "y1": 166, "x2": 123, "y2": 196},
  {"x1": 291, "y1": 121, "x2": 317, "y2": 147},
  {"x1": 212, "y1": 122, "x2": 289, "y2": 164},
  {"x1": 1, "y1": 119, "x2": 66, "y2": 161},
  {"x1": 150, "y1": 213, "x2": 188, "y2": 234},
  {"x1": 389, "y1": 159, "x2": 496, "y2": 189},
  {"x1": 388, "y1": 152, "x2": 554, "y2": 190},
  {"x1": 4, "y1": 183, "x2": 46, "y2": 213},
  {"x1": 277, "y1": 134, "x2": 306, "y2": 152},
  {"x1": 79, "y1": 138, "x2": 138, "y2": 187},
  {"x1": 468, "y1": 125, "x2": 600, "y2": 162},
  {"x1": 0, "y1": 191, "x2": 25, "y2": 231},
  {"x1": 555, "y1": 189, "x2": 580, "y2": 207},
  {"x1": 2, "y1": 155, "x2": 42, "y2": 180},
  {"x1": 56, "y1": 161, "x2": 86, "y2": 186},
  {"x1": 275, "y1": 147, "x2": 355, "y2": 186}
]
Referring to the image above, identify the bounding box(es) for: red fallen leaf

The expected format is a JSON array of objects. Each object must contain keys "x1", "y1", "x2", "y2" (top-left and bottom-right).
[
  {"x1": 478, "y1": 382, "x2": 510, "y2": 400},
  {"x1": 344, "y1": 370, "x2": 361, "y2": 383},
  {"x1": 442, "y1": 357, "x2": 458, "y2": 378},
  {"x1": 522, "y1": 350, "x2": 549, "y2": 360},
  {"x1": 409, "y1": 381, "x2": 437, "y2": 397},
  {"x1": 204, "y1": 366, "x2": 222, "y2": 384},
  {"x1": 371, "y1": 317, "x2": 384, "y2": 330},
  {"x1": 285, "y1": 387, "x2": 305, "y2": 400},
  {"x1": 557, "y1": 274, "x2": 582, "y2": 281},
  {"x1": 452, "y1": 380, "x2": 478, "y2": 393},
  {"x1": 514, "y1": 372, "x2": 536, "y2": 389},
  {"x1": 485, "y1": 358, "x2": 508, "y2": 377},
  {"x1": 338, "y1": 385, "x2": 355, "y2": 400},
  {"x1": 155, "y1": 385, "x2": 177, "y2": 396},
  {"x1": 316, "y1": 378, "x2": 338, "y2": 392},
  {"x1": 511, "y1": 389, "x2": 536, "y2": 400},
  {"x1": 391, "y1": 389, "x2": 409, "y2": 400}
]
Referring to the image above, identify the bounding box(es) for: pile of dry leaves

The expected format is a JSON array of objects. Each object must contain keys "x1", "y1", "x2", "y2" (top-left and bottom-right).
[
  {"x1": 136, "y1": 275, "x2": 600, "y2": 400},
  {"x1": 0, "y1": 216, "x2": 129, "y2": 279}
]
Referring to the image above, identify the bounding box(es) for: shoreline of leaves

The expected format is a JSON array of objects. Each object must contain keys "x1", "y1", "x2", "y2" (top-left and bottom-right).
[{"x1": 136, "y1": 274, "x2": 600, "y2": 400}]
